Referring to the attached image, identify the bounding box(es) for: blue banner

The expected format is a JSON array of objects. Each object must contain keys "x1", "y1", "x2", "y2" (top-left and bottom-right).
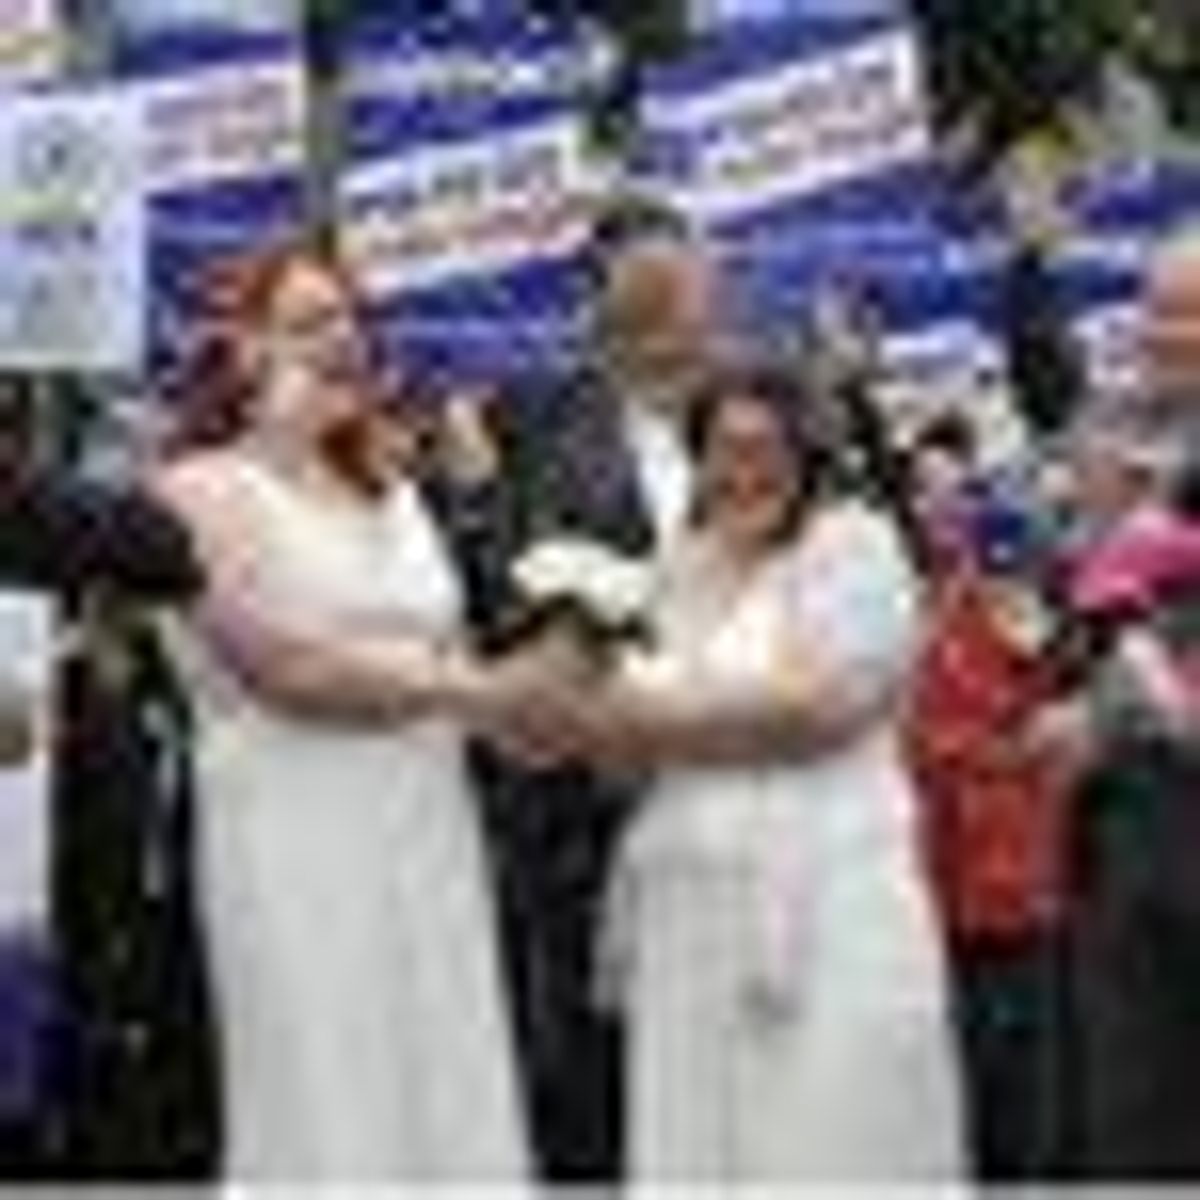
[
  {"x1": 1055, "y1": 161, "x2": 1200, "y2": 396},
  {"x1": 112, "y1": 23, "x2": 308, "y2": 367},
  {"x1": 635, "y1": 10, "x2": 1016, "y2": 440},
  {"x1": 693, "y1": 0, "x2": 904, "y2": 29},
  {"x1": 634, "y1": 13, "x2": 933, "y2": 224},
  {"x1": 337, "y1": 8, "x2": 602, "y2": 382}
]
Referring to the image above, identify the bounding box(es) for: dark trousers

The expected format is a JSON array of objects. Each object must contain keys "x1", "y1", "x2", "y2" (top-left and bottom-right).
[
  {"x1": 49, "y1": 644, "x2": 220, "y2": 1180},
  {"x1": 1075, "y1": 890, "x2": 1200, "y2": 1179},
  {"x1": 951, "y1": 932, "x2": 1078, "y2": 1182},
  {"x1": 1073, "y1": 744, "x2": 1200, "y2": 1180},
  {"x1": 474, "y1": 748, "x2": 625, "y2": 1184},
  {"x1": 0, "y1": 939, "x2": 58, "y2": 1180}
]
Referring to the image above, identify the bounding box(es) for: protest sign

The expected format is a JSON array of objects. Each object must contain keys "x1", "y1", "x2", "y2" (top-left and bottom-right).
[
  {"x1": 112, "y1": 24, "x2": 308, "y2": 366},
  {"x1": 338, "y1": 10, "x2": 600, "y2": 379},
  {"x1": 1057, "y1": 161, "x2": 1200, "y2": 397},
  {"x1": 637, "y1": 7, "x2": 1014, "y2": 440},
  {"x1": 0, "y1": 0, "x2": 63, "y2": 91},
  {"x1": 0, "y1": 86, "x2": 146, "y2": 372}
]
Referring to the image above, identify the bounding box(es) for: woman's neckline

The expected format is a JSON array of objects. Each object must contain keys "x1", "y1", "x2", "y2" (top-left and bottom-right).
[{"x1": 237, "y1": 436, "x2": 390, "y2": 515}]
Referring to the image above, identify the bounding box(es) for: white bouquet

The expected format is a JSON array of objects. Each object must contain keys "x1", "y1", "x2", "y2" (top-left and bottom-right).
[{"x1": 506, "y1": 537, "x2": 656, "y2": 669}]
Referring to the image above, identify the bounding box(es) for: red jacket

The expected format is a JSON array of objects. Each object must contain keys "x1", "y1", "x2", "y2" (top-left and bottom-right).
[{"x1": 907, "y1": 568, "x2": 1073, "y2": 944}]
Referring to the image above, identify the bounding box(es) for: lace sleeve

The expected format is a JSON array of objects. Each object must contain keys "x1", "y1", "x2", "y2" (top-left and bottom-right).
[{"x1": 784, "y1": 503, "x2": 921, "y2": 704}]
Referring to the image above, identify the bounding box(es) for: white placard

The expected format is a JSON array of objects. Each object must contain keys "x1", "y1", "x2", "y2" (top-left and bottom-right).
[
  {"x1": 0, "y1": 591, "x2": 53, "y2": 930},
  {"x1": 339, "y1": 116, "x2": 597, "y2": 297},
  {"x1": 0, "y1": 0, "x2": 63, "y2": 91},
  {"x1": 876, "y1": 319, "x2": 1024, "y2": 454},
  {"x1": 0, "y1": 87, "x2": 147, "y2": 371},
  {"x1": 111, "y1": 0, "x2": 297, "y2": 34},
  {"x1": 138, "y1": 56, "x2": 307, "y2": 196},
  {"x1": 644, "y1": 30, "x2": 930, "y2": 225},
  {"x1": 1075, "y1": 300, "x2": 1145, "y2": 401},
  {"x1": 692, "y1": 0, "x2": 897, "y2": 25}
]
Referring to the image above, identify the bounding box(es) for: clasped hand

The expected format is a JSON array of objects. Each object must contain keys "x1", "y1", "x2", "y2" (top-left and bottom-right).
[{"x1": 474, "y1": 629, "x2": 631, "y2": 770}]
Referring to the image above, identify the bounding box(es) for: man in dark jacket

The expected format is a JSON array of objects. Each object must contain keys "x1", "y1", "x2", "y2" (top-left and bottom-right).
[
  {"x1": 0, "y1": 381, "x2": 215, "y2": 1180},
  {"x1": 441, "y1": 200, "x2": 724, "y2": 1184},
  {"x1": 1060, "y1": 236, "x2": 1200, "y2": 1179}
]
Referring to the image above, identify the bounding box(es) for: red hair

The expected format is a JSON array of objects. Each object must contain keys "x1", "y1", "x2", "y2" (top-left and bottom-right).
[{"x1": 163, "y1": 239, "x2": 394, "y2": 498}]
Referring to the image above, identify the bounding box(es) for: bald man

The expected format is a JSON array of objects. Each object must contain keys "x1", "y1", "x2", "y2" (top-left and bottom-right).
[
  {"x1": 458, "y1": 200, "x2": 726, "y2": 1184},
  {"x1": 1068, "y1": 231, "x2": 1200, "y2": 1181},
  {"x1": 1142, "y1": 230, "x2": 1200, "y2": 420}
]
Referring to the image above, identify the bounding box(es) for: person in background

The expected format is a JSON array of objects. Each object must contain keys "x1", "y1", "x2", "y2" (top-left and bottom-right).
[
  {"x1": 904, "y1": 412, "x2": 986, "y2": 568},
  {"x1": 997, "y1": 146, "x2": 1087, "y2": 437},
  {"x1": 798, "y1": 274, "x2": 920, "y2": 555},
  {"x1": 1139, "y1": 228, "x2": 1200, "y2": 443},
  {"x1": 1034, "y1": 234, "x2": 1200, "y2": 1178},
  {"x1": 415, "y1": 384, "x2": 521, "y2": 645},
  {"x1": 907, "y1": 489, "x2": 1079, "y2": 1182},
  {"x1": 0, "y1": 375, "x2": 212, "y2": 1180},
  {"x1": 1054, "y1": 401, "x2": 1174, "y2": 575}
]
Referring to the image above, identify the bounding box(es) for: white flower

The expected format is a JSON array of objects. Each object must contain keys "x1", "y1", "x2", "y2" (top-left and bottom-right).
[{"x1": 512, "y1": 538, "x2": 655, "y2": 633}]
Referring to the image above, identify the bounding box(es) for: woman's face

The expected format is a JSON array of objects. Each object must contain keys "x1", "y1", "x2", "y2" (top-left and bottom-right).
[
  {"x1": 698, "y1": 394, "x2": 803, "y2": 552},
  {"x1": 911, "y1": 445, "x2": 970, "y2": 514},
  {"x1": 251, "y1": 258, "x2": 369, "y2": 441}
]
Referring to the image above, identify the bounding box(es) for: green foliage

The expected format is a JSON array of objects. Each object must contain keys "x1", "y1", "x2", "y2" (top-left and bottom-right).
[
  {"x1": 912, "y1": 0, "x2": 1147, "y2": 155},
  {"x1": 914, "y1": 0, "x2": 1200, "y2": 151},
  {"x1": 1128, "y1": 1, "x2": 1200, "y2": 129},
  {"x1": 300, "y1": 0, "x2": 356, "y2": 76},
  {"x1": 524, "y1": 0, "x2": 690, "y2": 151}
]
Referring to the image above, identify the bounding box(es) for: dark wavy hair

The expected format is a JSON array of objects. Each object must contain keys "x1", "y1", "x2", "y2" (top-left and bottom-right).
[
  {"x1": 684, "y1": 361, "x2": 832, "y2": 544},
  {"x1": 161, "y1": 239, "x2": 394, "y2": 499}
]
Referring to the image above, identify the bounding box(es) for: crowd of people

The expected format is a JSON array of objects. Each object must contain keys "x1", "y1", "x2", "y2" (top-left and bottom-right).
[{"x1": 3, "y1": 199, "x2": 1200, "y2": 1187}]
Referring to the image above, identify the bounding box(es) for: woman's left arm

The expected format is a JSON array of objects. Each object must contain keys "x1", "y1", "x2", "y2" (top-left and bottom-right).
[{"x1": 569, "y1": 507, "x2": 921, "y2": 770}]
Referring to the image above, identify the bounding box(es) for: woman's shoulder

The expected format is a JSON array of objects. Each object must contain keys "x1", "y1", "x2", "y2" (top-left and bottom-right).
[
  {"x1": 796, "y1": 500, "x2": 909, "y2": 571},
  {"x1": 153, "y1": 447, "x2": 254, "y2": 504},
  {"x1": 149, "y1": 448, "x2": 283, "y2": 561}
]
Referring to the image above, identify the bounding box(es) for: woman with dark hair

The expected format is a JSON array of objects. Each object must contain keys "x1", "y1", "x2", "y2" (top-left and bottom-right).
[
  {"x1": 152, "y1": 241, "x2": 529, "y2": 1182},
  {"x1": 515, "y1": 364, "x2": 964, "y2": 1181}
]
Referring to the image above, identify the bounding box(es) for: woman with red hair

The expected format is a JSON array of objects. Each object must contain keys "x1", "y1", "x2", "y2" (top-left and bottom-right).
[{"x1": 153, "y1": 242, "x2": 529, "y2": 1183}]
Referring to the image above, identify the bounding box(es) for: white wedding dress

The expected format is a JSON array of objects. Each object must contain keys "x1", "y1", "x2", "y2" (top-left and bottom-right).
[
  {"x1": 172, "y1": 453, "x2": 528, "y2": 1183},
  {"x1": 611, "y1": 503, "x2": 964, "y2": 1184}
]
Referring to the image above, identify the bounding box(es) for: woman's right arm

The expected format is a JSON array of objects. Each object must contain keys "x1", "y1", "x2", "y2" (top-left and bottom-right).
[{"x1": 153, "y1": 461, "x2": 479, "y2": 727}]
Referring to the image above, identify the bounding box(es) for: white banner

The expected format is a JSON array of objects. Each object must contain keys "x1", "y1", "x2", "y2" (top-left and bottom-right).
[
  {"x1": 137, "y1": 56, "x2": 306, "y2": 196},
  {"x1": 0, "y1": 88, "x2": 147, "y2": 372},
  {"x1": 1074, "y1": 301, "x2": 1144, "y2": 400},
  {"x1": 876, "y1": 320, "x2": 1021, "y2": 448},
  {"x1": 0, "y1": 0, "x2": 62, "y2": 91},
  {"x1": 692, "y1": 0, "x2": 898, "y2": 26},
  {"x1": 339, "y1": 115, "x2": 596, "y2": 297},
  {"x1": 644, "y1": 29, "x2": 930, "y2": 225},
  {"x1": 111, "y1": 0, "x2": 297, "y2": 34}
]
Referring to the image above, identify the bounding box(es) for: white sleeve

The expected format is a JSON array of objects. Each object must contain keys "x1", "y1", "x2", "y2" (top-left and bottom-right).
[{"x1": 785, "y1": 504, "x2": 921, "y2": 699}]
